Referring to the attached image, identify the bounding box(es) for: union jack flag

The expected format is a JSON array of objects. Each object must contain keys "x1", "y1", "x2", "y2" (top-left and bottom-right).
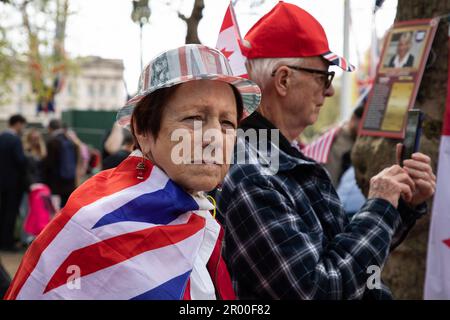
[{"x1": 5, "y1": 151, "x2": 229, "y2": 300}]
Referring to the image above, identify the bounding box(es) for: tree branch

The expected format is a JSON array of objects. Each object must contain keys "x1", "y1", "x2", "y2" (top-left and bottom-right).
[{"x1": 178, "y1": 11, "x2": 188, "y2": 22}]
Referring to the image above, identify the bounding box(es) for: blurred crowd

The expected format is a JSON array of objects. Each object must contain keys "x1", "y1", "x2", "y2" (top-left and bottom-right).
[{"x1": 0, "y1": 114, "x2": 132, "y2": 254}]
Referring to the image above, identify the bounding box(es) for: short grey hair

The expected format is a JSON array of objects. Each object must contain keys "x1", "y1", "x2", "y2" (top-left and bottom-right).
[{"x1": 246, "y1": 57, "x2": 305, "y2": 91}]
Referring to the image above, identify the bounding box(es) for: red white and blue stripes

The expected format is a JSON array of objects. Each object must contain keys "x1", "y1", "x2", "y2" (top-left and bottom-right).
[
  {"x1": 5, "y1": 151, "x2": 221, "y2": 300},
  {"x1": 301, "y1": 127, "x2": 341, "y2": 163},
  {"x1": 322, "y1": 51, "x2": 355, "y2": 72}
]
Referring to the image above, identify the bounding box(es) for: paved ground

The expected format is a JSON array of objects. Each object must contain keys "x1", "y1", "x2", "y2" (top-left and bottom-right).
[{"x1": 0, "y1": 251, "x2": 24, "y2": 278}]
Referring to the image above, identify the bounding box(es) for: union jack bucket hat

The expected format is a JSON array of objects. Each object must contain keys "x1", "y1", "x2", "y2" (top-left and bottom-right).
[{"x1": 117, "y1": 44, "x2": 262, "y2": 127}]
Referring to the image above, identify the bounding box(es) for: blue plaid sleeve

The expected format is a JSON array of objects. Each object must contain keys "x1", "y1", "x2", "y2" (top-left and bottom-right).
[
  {"x1": 223, "y1": 177, "x2": 402, "y2": 299},
  {"x1": 389, "y1": 199, "x2": 428, "y2": 251}
]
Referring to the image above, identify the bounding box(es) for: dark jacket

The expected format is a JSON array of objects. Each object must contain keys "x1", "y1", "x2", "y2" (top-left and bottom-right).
[
  {"x1": 102, "y1": 150, "x2": 131, "y2": 170},
  {"x1": 0, "y1": 130, "x2": 27, "y2": 191},
  {"x1": 42, "y1": 131, "x2": 77, "y2": 197}
]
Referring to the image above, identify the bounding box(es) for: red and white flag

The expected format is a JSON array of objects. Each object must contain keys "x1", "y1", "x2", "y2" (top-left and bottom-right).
[
  {"x1": 424, "y1": 25, "x2": 450, "y2": 300},
  {"x1": 301, "y1": 127, "x2": 341, "y2": 163},
  {"x1": 216, "y1": 1, "x2": 248, "y2": 78}
]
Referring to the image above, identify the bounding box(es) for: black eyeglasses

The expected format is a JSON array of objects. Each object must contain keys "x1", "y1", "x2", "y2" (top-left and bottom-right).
[{"x1": 271, "y1": 65, "x2": 335, "y2": 89}]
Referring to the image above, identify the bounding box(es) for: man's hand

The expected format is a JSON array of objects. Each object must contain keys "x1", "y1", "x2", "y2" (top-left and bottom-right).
[
  {"x1": 396, "y1": 143, "x2": 436, "y2": 207},
  {"x1": 368, "y1": 164, "x2": 415, "y2": 208}
]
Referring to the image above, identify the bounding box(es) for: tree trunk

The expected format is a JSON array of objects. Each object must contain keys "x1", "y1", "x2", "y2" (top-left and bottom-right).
[
  {"x1": 352, "y1": 0, "x2": 450, "y2": 299},
  {"x1": 178, "y1": 0, "x2": 204, "y2": 44}
]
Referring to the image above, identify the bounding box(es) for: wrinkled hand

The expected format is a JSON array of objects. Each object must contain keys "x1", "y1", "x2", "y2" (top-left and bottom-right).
[
  {"x1": 396, "y1": 143, "x2": 436, "y2": 207},
  {"x1": 368, "y1": 164, "x2": 415, "y2": 208}
]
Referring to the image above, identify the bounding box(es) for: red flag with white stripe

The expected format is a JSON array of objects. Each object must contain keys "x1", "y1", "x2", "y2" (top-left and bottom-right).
[
  {"x1": 216, "y1": 1, "x2": 248, "y2": 78},
  {"x1": 301, "y1": 127, "x2": 341, "y2": 163},
  {"x1": 424, "y1": 25, "x2": 450, "y2": 300}
]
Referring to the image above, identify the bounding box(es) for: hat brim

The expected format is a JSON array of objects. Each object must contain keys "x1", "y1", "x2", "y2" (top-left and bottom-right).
[
  {"x1": 321, "y1": 51, "x2": 355, "y2": 72},
  {"x1": 117, "y1": 74, "x2": 261, "y2": 127}
]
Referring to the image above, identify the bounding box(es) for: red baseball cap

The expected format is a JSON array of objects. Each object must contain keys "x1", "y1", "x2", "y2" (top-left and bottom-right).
[{"x1": 241, "y1": 1, "x2": 355, "y2": 72}]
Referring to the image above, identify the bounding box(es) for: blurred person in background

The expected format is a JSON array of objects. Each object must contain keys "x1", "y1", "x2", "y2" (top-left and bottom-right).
[
  {"x1": 324, "y1": 103, "x2": 365, "y2": 187},
  {"x1": 20, "y1": 128, "x2": 48, "y2": 245},
  {"x1": 0, "y1": 258, "x2": 11, "y2": 297},
  {"x1": 65, "y1": 128, "x2": 90, "y2": 186},
  {"x1": 0, "y1": 114, "x2": 28, "y2": 251},
  {"x1": 101, "y1": 121, "x2": 125, "y2": 167},
  {"x1": 23, "y1": 128, "x2": 47, "y2": 184},
  {"x1": 102, "y1": 129, "x2": 134, "y2": 170},
  {"x1": 42, "y1": 119, "x2": 77, "y2": 208},
  {"x1": 333, "y1": 100, "x2": 368, "y2": 217}
]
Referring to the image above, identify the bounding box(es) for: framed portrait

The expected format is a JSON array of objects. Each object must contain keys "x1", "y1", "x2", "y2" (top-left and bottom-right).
[
  {"x1": 359, "y1": 18, "x2": 438, "y2": 138},
  {"x1": 380, "y1": 26, "x2": 430, "y2": 72}
]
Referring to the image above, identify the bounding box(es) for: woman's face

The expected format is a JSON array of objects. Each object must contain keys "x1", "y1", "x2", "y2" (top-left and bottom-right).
[{"x1": 137, "y1": 80, "x2": 238, "y2": 194}]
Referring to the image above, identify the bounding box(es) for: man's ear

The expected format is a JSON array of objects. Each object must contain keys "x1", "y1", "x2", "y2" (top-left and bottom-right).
[{"x1": 273, "y1": 66, "x2": 290, "y2": 97}]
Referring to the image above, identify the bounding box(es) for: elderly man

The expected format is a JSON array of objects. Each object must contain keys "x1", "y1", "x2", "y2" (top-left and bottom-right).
[{"x1": 216, "y1": 2, "x2": 435, "y2": 299}]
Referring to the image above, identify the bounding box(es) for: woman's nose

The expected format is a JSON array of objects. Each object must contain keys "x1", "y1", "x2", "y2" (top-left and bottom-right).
[{"x1": 202, "y1": 119, "x2": 223, "y2": 147}]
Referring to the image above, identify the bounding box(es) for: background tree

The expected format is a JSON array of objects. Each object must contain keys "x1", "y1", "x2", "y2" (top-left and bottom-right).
[
  {"x1": 1, "y1": 0, "x2": 71, "y2": 113},
  {"x1": 352, "y1": 0, "x2": 450, "y2": 299},
  {"x1": 176, "y1": 0, "x2": 266, "y2": 45},
  {"x1": 0, "y1": 25, "x2": 14, "y2": 105},
  {"x1": 178, "y1": 0, "x2": 204, "y2": 44}
]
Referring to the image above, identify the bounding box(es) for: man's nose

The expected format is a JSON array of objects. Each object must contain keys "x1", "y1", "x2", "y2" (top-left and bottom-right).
[{"x1": 324, "y1": 83, "x2": 335, "y2": 97}]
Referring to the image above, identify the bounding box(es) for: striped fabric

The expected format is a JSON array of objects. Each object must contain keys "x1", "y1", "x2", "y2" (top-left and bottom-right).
[
  {"x1": 5, "y1": 151, "x2": 221, "y2": 300},
  {"x1": 322, "y1": 51, "x2": 355, "y2": 72},
  {"x1": 301, "y1": 127, "x2": 341, "y2": 163},
  {"x1": 117, "y1": 44, "x2": 261, "y2": 127}
]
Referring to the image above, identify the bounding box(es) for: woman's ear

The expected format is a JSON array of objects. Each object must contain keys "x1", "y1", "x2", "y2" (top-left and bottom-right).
[
  {"x1": 131, "y1": 117, "x2": 152, "y2": 156},
  {"x1": 135, "y1": 131, "x2": 154, "y2": 157}
]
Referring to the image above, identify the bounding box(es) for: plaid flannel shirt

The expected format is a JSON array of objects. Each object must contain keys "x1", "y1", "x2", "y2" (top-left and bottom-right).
[{"x1": 215, "y1": 112, "x2": 426, "y2": 300}]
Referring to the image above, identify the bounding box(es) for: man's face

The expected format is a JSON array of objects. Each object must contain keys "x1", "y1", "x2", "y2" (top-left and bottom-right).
[
  {"x1": 285, "y1": 57, "x2": 335, "y2": 128},
  {"x1": 16, "y1": 122, "x2": 26, "y2": 135}
]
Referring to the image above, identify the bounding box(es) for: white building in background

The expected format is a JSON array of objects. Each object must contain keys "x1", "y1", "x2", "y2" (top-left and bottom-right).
[{"x1": 0, "y1": 56, "x2": 128, "y2": 122}]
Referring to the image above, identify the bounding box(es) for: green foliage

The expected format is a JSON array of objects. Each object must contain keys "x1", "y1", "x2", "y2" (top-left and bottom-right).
[
  {"x1": 0, "y1": 27, "x2": 13, "y2": 105},
  {"x1": 0, "y1": 0, "x2": 72, "y2": 107}
]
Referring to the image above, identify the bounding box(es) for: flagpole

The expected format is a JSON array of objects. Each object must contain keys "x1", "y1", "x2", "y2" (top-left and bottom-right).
[
  {"x1": 340, "y1": 0, "x2": 352, "y2": 122},
  {"x1": 230, "y1": 0, "x2": 243, "y2": 42}
]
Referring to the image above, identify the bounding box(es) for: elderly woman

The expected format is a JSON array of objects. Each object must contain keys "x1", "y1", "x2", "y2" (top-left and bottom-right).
[{"x1": 5, "y1": 44, "x2": 261, "y2": 300}]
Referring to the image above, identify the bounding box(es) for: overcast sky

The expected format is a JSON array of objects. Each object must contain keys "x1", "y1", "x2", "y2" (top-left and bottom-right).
[{"x1": 3, "y1": 0, "x2": 398, "y2": 95}]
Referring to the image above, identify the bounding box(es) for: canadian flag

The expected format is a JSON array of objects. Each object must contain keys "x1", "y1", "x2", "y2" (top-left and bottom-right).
[
  {"x1": 423, "y1": 26, "x2": 450, "y2": 299},
  {"x1": 216, "y1": 2, "x2": 248, "y2": 78}
]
